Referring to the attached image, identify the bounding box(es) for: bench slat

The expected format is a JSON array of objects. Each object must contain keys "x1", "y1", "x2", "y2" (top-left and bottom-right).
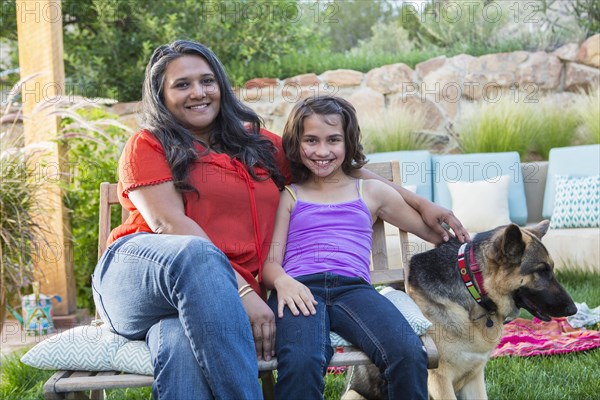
[
  {"x1": 329, "y1": 349, "x2": 372, "y2": 367},
  {"x1": 44, "y1": 370, "x2": 72, "y2": 400},
  {"x1": 258, "y1": 348, "x2": 372, "y2": 371},
  {"x1": 53, "y1": 373, "x2": 153, "y2": 392},
  {"x1": 422, "y1": 333, "x2": 439, "y2": 369}
]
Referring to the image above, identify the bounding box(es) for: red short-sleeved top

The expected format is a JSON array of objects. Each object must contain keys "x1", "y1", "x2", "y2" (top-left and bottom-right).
[{"x1": 108, "y1": 128, "x2": 291, "y2": 296}]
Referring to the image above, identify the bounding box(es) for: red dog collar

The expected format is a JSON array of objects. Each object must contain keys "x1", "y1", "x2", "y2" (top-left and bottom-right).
[
  {"x1": 457, "y1": 243, "x2": 496, "y2": 327},
  {"x1": 458, "y1": 243, "x2": 486, "y2": 303}
]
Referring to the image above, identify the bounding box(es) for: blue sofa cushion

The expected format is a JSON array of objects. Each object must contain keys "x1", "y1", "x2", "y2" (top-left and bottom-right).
[
  {"x1": 432, "y1": 152, "x2": 528, "y2": 226},
  {"x1": 366, "y1": 150, "x2": 433, "y2": 201},
  {"x1": 543, "y1": 144, "x2": 600, "y2": 220}
]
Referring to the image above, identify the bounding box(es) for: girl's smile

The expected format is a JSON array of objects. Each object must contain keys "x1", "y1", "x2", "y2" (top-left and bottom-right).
[{"x1": 300, "y1": 114, "x2": 346, "y2": 179}]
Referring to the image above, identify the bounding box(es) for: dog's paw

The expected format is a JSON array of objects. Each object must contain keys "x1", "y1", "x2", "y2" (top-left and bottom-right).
[{"x1": 341, "y1": 389, "x2": 368, "y2": 400}]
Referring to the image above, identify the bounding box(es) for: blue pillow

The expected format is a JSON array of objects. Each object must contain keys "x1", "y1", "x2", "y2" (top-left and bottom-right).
[
  {"x1": 432, "y1": 152, "x2": 528, "y2": 226},
  {"x1": 543, "y1": 145, "x2": 600, "y2": 219},
  {"x1": 366, "y1": 150, "x2": 433, "y2": 201}
]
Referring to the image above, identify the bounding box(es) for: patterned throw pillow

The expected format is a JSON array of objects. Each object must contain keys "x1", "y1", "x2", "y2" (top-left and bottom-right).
[
  {"x1": 21, "y1": 325, "x2": 153, "y2": 376},
  {"x1": 24, "y1": 287, "x2": 432, "y2": 373},
  {"x1": 550, "y1": 175, "x2": 600, "y2": 229},
  {"x1": 111, "y1": 339, "x2": 153, "y2": 375}
]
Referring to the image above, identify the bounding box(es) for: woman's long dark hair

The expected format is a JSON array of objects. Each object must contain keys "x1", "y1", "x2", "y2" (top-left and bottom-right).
[{"x1": 140, "y1": 40, "x2": 284, "y2": 193}]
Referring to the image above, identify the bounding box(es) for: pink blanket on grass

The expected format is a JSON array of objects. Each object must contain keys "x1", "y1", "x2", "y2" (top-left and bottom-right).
[{"x1": 491, "y1": 317, "x2": 600, "y2": 358}]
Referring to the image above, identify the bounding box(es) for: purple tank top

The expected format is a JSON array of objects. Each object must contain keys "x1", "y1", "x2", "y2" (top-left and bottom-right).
[{"x1": 282, "y1": 180, "x2": 373, "y2": 282}]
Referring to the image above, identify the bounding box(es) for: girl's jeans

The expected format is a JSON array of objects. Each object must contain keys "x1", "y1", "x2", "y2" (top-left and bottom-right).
[
  {"x1": 92, "y1": 233, "x2": 262, "y2": 400},
  {"x1": 268, "y1": 272, "x2": 427, "y2": 400}
]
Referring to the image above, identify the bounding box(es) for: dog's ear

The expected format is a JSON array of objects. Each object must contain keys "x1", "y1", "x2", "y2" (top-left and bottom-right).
[
  {"x1": 501, "y1": 224, "x2": 526, "y2": 264},
  {"x1": 525, "y1": 220, "x2": 550, "y2": 239}
]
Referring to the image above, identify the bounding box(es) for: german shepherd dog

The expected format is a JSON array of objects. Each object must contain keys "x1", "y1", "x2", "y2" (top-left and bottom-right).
[{"x1": 343, "y1": 220, "x2": 577, "y2": 400}]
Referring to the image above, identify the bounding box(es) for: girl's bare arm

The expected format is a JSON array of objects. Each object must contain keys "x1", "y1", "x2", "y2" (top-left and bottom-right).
[
  {"x1": 262, "y1": 190, "x2": 317, "y2": 318},
  {"x1": 363, "y1": 179, "x2": 441, "y2": 244},
  {"x1": 355, "y1": 167, "x2": 469, "y2": 242}
]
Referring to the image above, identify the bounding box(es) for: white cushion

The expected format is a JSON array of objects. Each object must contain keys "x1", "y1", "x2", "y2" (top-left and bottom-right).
[
  {"x1": 447, "y1": 175, "x2": 512, "y2": 232},
  {"x1": 550, "y1": 175, "x2": 600, "y2": 229},
  {"x1": 432, "y1": 152, "x2": 528, "y2": 225},
  {"x1": 541, "y1": 227, "x2": 600, "y2": 271}
]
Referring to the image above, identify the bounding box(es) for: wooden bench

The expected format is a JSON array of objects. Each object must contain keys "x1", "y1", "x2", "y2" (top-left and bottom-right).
[{"x1": 43, "y1": 161, "x2": 438, "y2": 400}]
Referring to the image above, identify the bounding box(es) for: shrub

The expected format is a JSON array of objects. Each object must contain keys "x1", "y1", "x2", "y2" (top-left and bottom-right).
[
  {"x1": 405, "y1": 0, "x2": 509, "y2": 53},
  {"x1": 326, "y1": 0, "x2": 395, "y2": 51},
  {"x1": 58, "y1": 103, "x2": 131, "y2": 311},
  {"x1": 361, "y1": 108, "x2": 435, "y2": 154},
  {"x1": 0, "y1": 77, "x2": 53, "y2": 307},
  {"x1": 455, "y1": 92, "x2": 588, "y2": 160},
  {"x1": 512, "y1": 27, "x2": 588, "y2": 53},
  {"x1": 1, "y1": 0, "x2": 327, "y2": 101},
  {"x1": 531, "y1": 99, "x2": 581, "y2": 160},
  {"x1": 573, "y1": 88, "x2": 600, "y2": 144},
  {"x1": 348, "y1": 22, "x2": 414, "y2": 58},
  {"x1": 0, "y1": 129, "x2": 45, "y2": 303},
  {"x1": 491, "y1": 0, "x2": 589, "y2": 53},
  {"x1": 568, "y1": 0, "x2": 600, "y2": 35},
  {"x1": 455, "y1": 92, "x2": 541, "y2": 158},
  {"x1": 236, "y1": 46, "x2": 444, "y2": 85}
]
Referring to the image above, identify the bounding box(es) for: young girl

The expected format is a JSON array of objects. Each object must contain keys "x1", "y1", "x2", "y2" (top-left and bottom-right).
[{"x1": 262, "y1": 96, "x2": 439, "y2": 400}]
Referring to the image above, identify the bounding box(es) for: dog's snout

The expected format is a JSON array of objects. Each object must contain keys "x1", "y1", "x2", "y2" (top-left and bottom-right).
[
  {"x1": 564, "y1": 301, "x2": 577, "y2": 317},
  {"x1": 550, "y1": 300, "x2": 577, "y2": 318},
  {"x1": 551, "y1": 283, "x2": 577, "y2": 317},
  {"x1": 513, "y1": 285, "x2": 577, "y2": 321}
]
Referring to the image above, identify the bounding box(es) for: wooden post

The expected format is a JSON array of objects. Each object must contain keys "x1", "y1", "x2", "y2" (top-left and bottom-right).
[{"x1": 16, "y1": 0, "x2": 76, "y2": 321}]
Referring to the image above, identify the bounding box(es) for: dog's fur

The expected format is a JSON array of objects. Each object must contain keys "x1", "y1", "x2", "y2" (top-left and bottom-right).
[{"x1": 344, "y1": 221, "x2": 577, "y2": 400}]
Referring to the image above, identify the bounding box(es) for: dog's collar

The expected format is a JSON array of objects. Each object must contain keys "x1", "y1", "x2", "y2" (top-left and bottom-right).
[
  {"x1": 457, "y1": 243, "x2": 486, "y2": 301},
  {"x1": 457, "y1": 243, "x2": 497, "y2": 322}
]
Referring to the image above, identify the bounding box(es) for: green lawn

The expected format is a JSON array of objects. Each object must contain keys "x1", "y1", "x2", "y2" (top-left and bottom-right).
[{"x1": 2, "y1": 270, "x2": 598, "y2": 400}]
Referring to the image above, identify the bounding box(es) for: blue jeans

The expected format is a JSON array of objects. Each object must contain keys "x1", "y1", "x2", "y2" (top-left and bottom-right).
[
  {"x1": 92, "y1": 233, "x2": 262, "y2": 400},
  {"x1": 268, "y1": 273, "x2": 427, "y2": 400}
]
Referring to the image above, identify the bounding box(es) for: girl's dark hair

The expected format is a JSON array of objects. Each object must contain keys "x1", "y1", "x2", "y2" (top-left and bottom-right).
[
  {"x1": 282, "y1": 96, "x2": 366, "y2": 182},
  {"x1": 140, "y1": 40, "x2": 284, "y2": 193}
]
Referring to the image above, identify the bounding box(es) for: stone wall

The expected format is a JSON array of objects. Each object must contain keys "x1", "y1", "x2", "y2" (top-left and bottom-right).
[{"x1": 99, "y1": 34, "x2": 600, "y2": 139}]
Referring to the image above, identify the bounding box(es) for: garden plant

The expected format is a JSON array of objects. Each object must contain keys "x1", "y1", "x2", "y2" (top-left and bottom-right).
[
  {"x1": 0, "y1": 77, "x2": 53, "y2": 330},
  {"x1": 454, "y1": 90, "x2": 599, "y2": 160}
]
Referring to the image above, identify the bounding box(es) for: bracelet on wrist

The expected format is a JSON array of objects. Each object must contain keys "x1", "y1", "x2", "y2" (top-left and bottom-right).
[
  {"x1": 239, "y1": 287, "x2": 254, "y2": 298},
  {"x1": 237, "y1": 283, "x2": 251, "y2": 294}
]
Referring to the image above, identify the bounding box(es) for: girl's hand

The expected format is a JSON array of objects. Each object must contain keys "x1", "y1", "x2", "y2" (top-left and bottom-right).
[
  {"x1": 419, "y1": 201, "x2": 470, "y2": 243},
  {"x1": 240, "y1": 291, "x2": 276, "y2": 361},
  {"x1": 273, "y1": 275, "x2": 318, "y2": 318}
]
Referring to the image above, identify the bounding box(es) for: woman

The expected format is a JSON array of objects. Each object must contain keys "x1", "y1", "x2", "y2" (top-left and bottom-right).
[{"x1": 92, "y1": 40, "x2": 468, "y2": 400}]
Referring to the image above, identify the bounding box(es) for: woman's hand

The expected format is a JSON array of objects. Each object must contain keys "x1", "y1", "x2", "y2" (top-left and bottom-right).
[
  {"x1": 273, "y1": 275, "x2": 318, "y2": 318},
  {"x1": 240, "y1": 291, "x2": 276, "y2": 361},
  {"x1": 419, "y1": 201, "x2": 470, "y2": 243}
]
